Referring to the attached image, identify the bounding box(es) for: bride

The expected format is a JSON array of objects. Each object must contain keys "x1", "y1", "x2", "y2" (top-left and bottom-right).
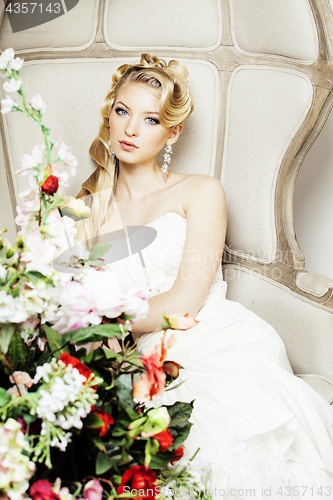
[{"x1": 75, "y1": 53, "x2": 333, "y2": 499}]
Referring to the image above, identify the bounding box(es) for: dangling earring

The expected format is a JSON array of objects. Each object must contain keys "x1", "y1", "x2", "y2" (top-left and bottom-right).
[
  {"x1": 108, "y1": 139, "x2": 116, "y2": 163},
  {"x1": 161, "y1": 144, "x2": 172, "y2": 183}
]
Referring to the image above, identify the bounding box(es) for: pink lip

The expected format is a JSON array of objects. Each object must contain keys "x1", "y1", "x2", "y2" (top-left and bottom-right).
[{"x1": 119, "y1": 141, "x2": 138, "y2": 151}]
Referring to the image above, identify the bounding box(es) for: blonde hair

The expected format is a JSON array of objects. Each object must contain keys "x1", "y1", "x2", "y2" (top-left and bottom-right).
[{"x1": 75, "y1": 53, "x2": 195, "y2": 248}]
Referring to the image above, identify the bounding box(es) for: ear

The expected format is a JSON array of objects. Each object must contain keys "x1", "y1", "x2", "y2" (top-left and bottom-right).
[{"x1": 167, "y1": 124, "x2": 183, "y2": 146}]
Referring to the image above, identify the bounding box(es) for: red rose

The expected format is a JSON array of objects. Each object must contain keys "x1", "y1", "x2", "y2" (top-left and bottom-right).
[
  {"x1": 153, "y1": 429, "x2": 173, "y2": 452},
  {"x1": 30, "y1": 480, "x2": 61, "y2": 500},
  {"x1": 117, "y1": 465, "x2": 158, "y2": 499},
  {"x1": 41, "y1": 175, "x2": 59, "y2": 194},
  {"x1": 163, "y1": 361, "x2": 180, "y2": 380},
  {"x1": 170, "y1": 445, "x2": 185, "y2": 465},
  {"x1": 59, "y1": 353, "x2": 93, "y2": 382},
  {"x1": 90, "y1": 407, "x2": 114, "y2": 436}
]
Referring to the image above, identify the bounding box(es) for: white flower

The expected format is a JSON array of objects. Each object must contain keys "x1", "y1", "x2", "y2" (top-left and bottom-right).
[
  {"x1": 60, "y1": 196, "x2": 91, "y2": 222},
  {"x1": 16, "y1": 144, "x2": 46, "y2": 175},
  {"x1": 0, "y1": 291, "x2": 29, "y2": 323},
  {"x1": 1, "y1": 95, "x2": 16, "y2": 114},
  {"x1": 0, "y1": 48, "x2": 15, "y2": 65},
  {"x1": 50, "y1": 432, "x2": 72, "y2": 452},
  {"x1": 30, "y1": 94, "x2": 46, "y2": 114},
  {"x1": 3, "y1": 78, "x2": 22, "y2": 93},
  {"x1": 8, "y1": 57, "x2": 24, "y2": 71},
  {"x1": 35, "y1": 360, "x2": 98, "y2": 446},
  {"x1": 83, "y1": 270, "x2": 131, "y2": 319},
  {"x1": 0, "y1": 417, "x2": 35, "y2": 499},
  {"x1": 22, "y1": 287, "x2": 45, "y2": 315},
  {"x1": 34, "y1": 363, "x2": 52, "y2": 383}
]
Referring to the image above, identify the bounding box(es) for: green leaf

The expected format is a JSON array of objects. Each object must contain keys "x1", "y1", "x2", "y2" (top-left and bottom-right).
[
  {"x1": 21, "y1": 411, "x2": 37, "y2": 425},
  {"x1": 115, "y1": 374, "x2": 134, "y2": 410},
  {"x1": 62, "y1": 324, "x2": 124, "y2": 345},
  {"x1": 89, "y1": 243, "x2": 112, "y2": 261},
  {"x1": 0, "y1": 387, "x2": 10, "y2": 407},
  {"x1": 127, "y1": 356, "x2": 144, "y2": 368},
  {"x1": 111, "y1": 425, "x2": 127, "y2": 437},
  {"x1": 25, "y1": 270, "x2": 46, "y2": 283},
  {"x1": 25, "y1": 271, "x2": 54, "y2": 288},
  {"x1": 168, "y1": 401, "x2": 194, "y2": 425},
  {"x1": 84, "y1": 412, "x2": 104, "y2": 429},
  {"x1": 168, "y1": 401, "x2": 194, "y2": 448},
  {"x1": 125, "y1": 407, "x2": 142, "y2": 421},
  {"x1": 44, "y1": 325, "x2": 70, "y2": 358},
  {"x1": 82, "y1": 349, "x2": 106, "y2": 364},
  {"x1": 103, "y1": 349, "x2": 123, "y2": 361},
  {"x1": 96, "y1": 451, "x2": 117, "y2": 475},
  {"x1": 112, "y1": 475, "x2": 123, "y2": 487},
  {"x1": 7, "y1": 331, "x2": 28, "y2": 371},
  {"x1": 149, "y1": 451, "x2": 174, "y2": 469},
  {"x1": 92, "y1": 438, "x2": 106, "y2": 453}
]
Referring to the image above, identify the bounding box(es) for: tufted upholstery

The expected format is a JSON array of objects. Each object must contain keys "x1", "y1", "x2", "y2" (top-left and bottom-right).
[{"x1": 1, "y1": 0, "x2": 333, "y2": 403}]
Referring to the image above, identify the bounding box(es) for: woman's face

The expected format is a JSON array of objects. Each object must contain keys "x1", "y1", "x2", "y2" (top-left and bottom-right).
[{"x1": 109, "y1": 82, "x2": 180, "y2": 166}]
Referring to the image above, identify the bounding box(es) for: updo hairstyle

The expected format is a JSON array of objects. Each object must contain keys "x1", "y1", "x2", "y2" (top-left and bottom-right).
[{"x1": 75, "y1": 53, "x2": 195, "y2": 247}]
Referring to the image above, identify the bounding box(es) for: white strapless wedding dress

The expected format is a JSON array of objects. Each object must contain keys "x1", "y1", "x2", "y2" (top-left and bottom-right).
[{"x1": 104, "y1": 211, "x2": 333, "y2": 500}]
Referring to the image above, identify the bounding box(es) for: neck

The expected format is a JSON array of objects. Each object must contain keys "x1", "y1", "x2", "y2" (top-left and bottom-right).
[{"x1": 115, "y1": 158, "x2": 165, "y2": 201}]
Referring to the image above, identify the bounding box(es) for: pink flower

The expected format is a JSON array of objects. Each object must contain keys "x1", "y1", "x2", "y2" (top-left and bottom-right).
[
  {"x1": 7, "y1": 384, "x2": 27, "y2": 398},
  {"x1": 51, "y1": 270, "x2": 149, "y2": 334},
  {"x1": 50, "y1": 280, "x2": 103, "y2": 334},
  {"x1": 16, "y1": 144, "x2": 46, "y2": 175},
  {"x1": 77, "y1": 480, "x2": 104, "y2": 500},
  {"x1": 81, "y1": 480, "x2": 103, "y2": 500},
  {"x1": 120, "y1": 287, "x2": 149, "y2": 323},
  {"x1": 54, "y1": 141, "x2": 77, "y2": 177},
  {"x1": 30, "y1": 94, "x2": 46, "y2": 114},
  {"x1": 9, "y1": 371, "x2": 34, "y2": 388},
  {"x1": 166, "y1": 312, "x2": 198, "y2": 330},
  {"x1": 133, "y1": 331, "x2": 176, "y2": 402}
]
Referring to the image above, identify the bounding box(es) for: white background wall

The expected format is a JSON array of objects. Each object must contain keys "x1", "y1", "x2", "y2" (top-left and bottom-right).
[
  {"x1": 293, "y1": 0, "x2": 333, "y2": 280},
  {"x1": 294, "y1": 109, "x2": 333, "y2": 280}
]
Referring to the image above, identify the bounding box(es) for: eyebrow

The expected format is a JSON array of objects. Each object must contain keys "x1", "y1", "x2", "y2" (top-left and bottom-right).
[{"x1": 115, "y1": 101, "x2": 159, "y2": 115}]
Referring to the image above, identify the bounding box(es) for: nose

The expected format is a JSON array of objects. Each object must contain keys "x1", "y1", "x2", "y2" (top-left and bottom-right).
[{"x1": 124, "y1": 116, "x2": 139, "y2": 137}]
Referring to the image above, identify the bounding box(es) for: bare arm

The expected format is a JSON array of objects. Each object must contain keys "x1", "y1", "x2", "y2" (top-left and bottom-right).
[{"x1": 131, "y1": 175, "x2": 227, "y2": 340}]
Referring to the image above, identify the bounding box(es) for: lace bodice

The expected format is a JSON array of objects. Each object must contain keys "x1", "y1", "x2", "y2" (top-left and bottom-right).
[{"x1": 102, "y1": 211, "x2": 226, "y2": 300}]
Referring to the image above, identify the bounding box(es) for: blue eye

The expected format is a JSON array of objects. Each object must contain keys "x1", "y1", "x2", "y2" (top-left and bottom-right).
[
  {"x1": 146, "y1": 117, "x2": 160, "y2": 125},
  {"x1": 115, "y1": 107, "x2": 128, "y2": 116}
]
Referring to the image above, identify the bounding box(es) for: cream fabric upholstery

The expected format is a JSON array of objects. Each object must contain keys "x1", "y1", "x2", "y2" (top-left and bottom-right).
[
  {"x1": 1, "y1": 0, "x2": 333, "y2": 404},
  {"x1": 222, "y1": 66, "x2": 313, "y2": 262},
  {"x1": 230, "y1": 0, "x2": 318, "y2": 62},
  {"x1": 105, "y1": 0, "x2": 222, "y2": 50},
  {"x1": 0, "y1": 0, "x2": 99, "y2": 51}
]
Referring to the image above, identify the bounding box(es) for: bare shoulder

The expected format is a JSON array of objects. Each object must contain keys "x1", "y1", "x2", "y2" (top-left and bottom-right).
[{"x1": 182, "y1": 174, "x2": 226, "y2": 215}]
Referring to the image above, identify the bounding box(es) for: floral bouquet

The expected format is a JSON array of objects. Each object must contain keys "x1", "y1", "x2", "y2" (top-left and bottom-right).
[{"x1": 0, "y1": 49, "x2": 212, "y2": 500}]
